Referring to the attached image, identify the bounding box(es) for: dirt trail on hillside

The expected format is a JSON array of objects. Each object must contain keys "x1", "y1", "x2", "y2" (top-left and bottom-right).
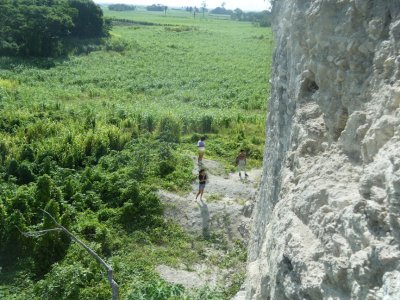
[{"x1": 156, "y1": 157, "x2": 262, "y2": 290}]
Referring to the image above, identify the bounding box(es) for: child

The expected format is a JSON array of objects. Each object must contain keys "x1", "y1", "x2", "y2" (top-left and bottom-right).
[
  {"x1": 195, "y1": 169, "x2": 207, "y2": 202},
  {"x1": 236, "y1": 149, "x2": 248, "y2": 179},
  {"x1": 197, "y1": 136, "x2": 206, "y2": 165}
]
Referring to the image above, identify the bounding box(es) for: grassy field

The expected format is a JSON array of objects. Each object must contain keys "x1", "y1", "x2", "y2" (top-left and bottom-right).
[{"x1": 0, "y1": 7, "x2": 272, "y2": 299}]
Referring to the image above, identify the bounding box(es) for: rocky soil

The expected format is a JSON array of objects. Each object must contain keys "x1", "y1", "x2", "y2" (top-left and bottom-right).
[{"x1": 156, "y1": 157, "x2": 262, "y2": 290}]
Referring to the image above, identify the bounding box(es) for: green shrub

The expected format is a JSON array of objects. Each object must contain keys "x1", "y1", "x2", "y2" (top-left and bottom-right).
[
  {"x1": 158, "y1": 160, "x2": 175, "y2": 177},
  {"x1": 120, "y1": 180, "x2": 140, "y2": 203},
  {"x1": 200, "y1": 115, "x2": 213, "y2": 133},
  {"x1": 11, "y1": 186, "x2": 34, "y2": 216},
  {"x1": 141, "y1": 114, "x2": 157, "y2": 133},
  {"x1": 1, "y1": 210, "x2": 32, "y2": 261},
  {"x1": 105, "y1": 38, "x2": 131, "y2": 52},
  {"x1": 33, "y1": 200, "x2": 69, "y2": 277},
  {"x1": 17, "y1": 161, "x2": 35, "y2": 184},
  {"x1": 34, "y1": 260, "x2": 109, "y2": 300},
  {"x1": 20, "y1": 145, "x2": 35, "y2": 162},
  {"x1": 97, "y1": 207, "x2": 118, "y2": 222},
  {"x1": 158, "y1": 115, "x2": 181, "y2": 143},
  {"x1": 7, "y1": 158, "x2": 19, "y2": 177},
  {"x1": 0, "y1": 87, "x2": 9, "y2": 101},
  {"x1": 119, "y1": 192, "x2": 163, "y2": 230},
  {"x1": 127, "y1": 278, "x2": 184, "y2": 300},
  {"x1": 76, "y1": 217, "x2": 113, "y2": 256},
  {"x1": 35, "y1": 175, "x2": 52, "y2": 208},
  {"x1": 63, "y1": 177, "x2": 77, "y2": 201},
  {"x1": 92, "y1": 172, "x2": 125, "y2": 207}
]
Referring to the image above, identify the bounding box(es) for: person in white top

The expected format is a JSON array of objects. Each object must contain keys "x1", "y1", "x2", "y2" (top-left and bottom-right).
[{"x1": 197, "y1": 136, "x2": 206, "y2": 165}]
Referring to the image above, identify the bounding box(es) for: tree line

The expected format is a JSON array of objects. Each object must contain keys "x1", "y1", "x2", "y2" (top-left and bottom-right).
[
  {"x1": 209, "y1": 7, "x2": 272, "y2": 27},
  {"x1": 108, "y1": 4, "x2": 136, "y2": 11},
  {"x1": 232, "y1": 9, "x2": 272, "y2": 27},
  {"x1": 0, "y1": 0, "x2": 110, "y2": 57},
  {"x1": 146, "y1": 4, "x2": 168, "y2": 12}
]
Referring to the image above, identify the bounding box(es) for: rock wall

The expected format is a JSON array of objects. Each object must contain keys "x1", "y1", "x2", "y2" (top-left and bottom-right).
[{"x1": 246, "y1": 0, "x2": 400, "y2": 299}]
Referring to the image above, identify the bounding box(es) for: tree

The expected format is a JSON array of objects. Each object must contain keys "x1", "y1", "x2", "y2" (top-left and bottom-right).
[
  {"x1": 0, "y1": 0, "x2": 75, "y2": 56},
  {"x1": 146, "y1": 4, "x2": 165, "y2": 12},
  {"x1": 0, "y1": 0, "x2": 109, "y2": 57},
  {"x1": 69, "y1": 0, "x2": 106, "y2": 38},
  {"x1": 108, "y1": 4, "x2": 136, "y2": 11},
  {"x1": 201, "y1": 1, "x2": 207, "y2": 17},
  {"x1": 210, "y1": 6, "x2": 232, "y2": 15},
  {"x1": 232, "y1": 8, "x2": 243, "y2": 20}
]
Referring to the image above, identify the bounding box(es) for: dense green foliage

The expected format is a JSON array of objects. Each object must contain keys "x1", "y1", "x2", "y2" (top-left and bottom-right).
[
  {"x1": 147, "y1": 4, "x2": 167, "y2": 12},
  {"x1": 231, "y1": 10, "x2": 272, "y2": 27},
  {"x1": 0, "y1": 0, "x2": 109, "y2": 57},
  {"x1": 108, "y1": 4, "x2": 136, "y2": 11},
  {"x1": 210, "y1": 6, "x2": 232, "y2": 15},
  {"x1": 207, "y1": 7, "x2": 271, "y2": 27},
  {"x1": 0, "y1": 7, "x2": 272, "y2": 299}
]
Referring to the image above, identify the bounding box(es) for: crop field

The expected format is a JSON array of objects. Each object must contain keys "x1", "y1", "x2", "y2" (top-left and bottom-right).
[{"x1": 0, "y1": 6, "x2": 272, "y2": 299}]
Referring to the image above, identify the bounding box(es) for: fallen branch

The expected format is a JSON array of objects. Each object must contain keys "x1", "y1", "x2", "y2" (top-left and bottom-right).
[
  {"x1": 23, "y1": 209, "x2": 119, "y2": 300},
  {"x1": 19, "y1": 227, "x2": 62, "y2": 237}
]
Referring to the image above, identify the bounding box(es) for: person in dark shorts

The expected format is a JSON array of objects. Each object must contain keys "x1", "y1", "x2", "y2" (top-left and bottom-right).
[{"x1": 195, "y1": 169, "x2": 207, "y2": 201}]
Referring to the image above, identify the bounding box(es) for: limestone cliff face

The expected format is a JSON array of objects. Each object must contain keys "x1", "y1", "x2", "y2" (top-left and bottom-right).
[{"x1": 246, "y1": 0, "x2": 400, "y2": 299}]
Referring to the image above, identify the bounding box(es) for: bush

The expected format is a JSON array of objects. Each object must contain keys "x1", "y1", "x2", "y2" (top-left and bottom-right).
[
  {"x1": 18, "y1": 162, "x2": 35, "y2": 184},
  {"x1": 158, "y1": 115, "x2": 181, "y2": 143},
  {"x1": 7, "y1": 158, "x2": 19, "y2": 177},
  {"x1": 159, "y1": 160, "x2": 175, "y2": 177},
  {"x1": 20, "y1": 145, "x2": 35, "y2": 162},
  {"x1": 35, "y1": 175, "x2": 52, "y2": 208},
  {"x1": 33, "y1": 200, "x2": 69, "y2": 277},
  {"x1": 0, "y1": 87, "x2": 9, "y2": 101},
  {"x1": 76, "y1": 217, "x2": 113, "y2": 256},
  {"x1": 127, "y1": 278, "x2": 184, "y2": 299},
  {"x1": 119, "y1": 192, "x2": 163, "y2": 230},
  {"x1": 200, "y1": 115, "x2": 213, "y2": 133},
  {"x1": 34, "y1": 260, "x2": 109, "y2": 300},
  {"x1": 97, "y1": 207, "x2": 118, "y2": 222},
  {"x1": 104, "y1": 38, "x2": 130, "y2": 52},
  {"x1": 1, "y1": 210, "x2": 32, "y2": 262}
]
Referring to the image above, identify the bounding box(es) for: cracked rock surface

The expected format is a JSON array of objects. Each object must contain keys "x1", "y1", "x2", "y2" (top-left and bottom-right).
[{"x1": 245, "y1": 1, "x2": 400, "y2": 299}]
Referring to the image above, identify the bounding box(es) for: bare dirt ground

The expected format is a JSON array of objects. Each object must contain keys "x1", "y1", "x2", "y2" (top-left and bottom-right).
[{"x1": 156, "y1": 156, "x2": 262, "y2": 290}]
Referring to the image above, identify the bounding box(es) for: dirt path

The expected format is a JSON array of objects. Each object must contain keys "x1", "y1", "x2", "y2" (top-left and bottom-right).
[
  {"x1": 156, "y1": 157, "x2": 262, "y2": 290},
  {"x1": 159, "y1": 157, "x2": 261, "y2": 241}
]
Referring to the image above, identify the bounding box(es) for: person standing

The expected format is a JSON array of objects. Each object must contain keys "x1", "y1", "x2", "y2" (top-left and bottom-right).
[
  {"x1": 195, "y1": 169, "x2": 207, "y2": 202},
  {"x1": 197, "y1": 136, "x2": 206, "y2": 165},
  {"x1": 236, "y1": 149, "x2": 248, "y2": 179}
]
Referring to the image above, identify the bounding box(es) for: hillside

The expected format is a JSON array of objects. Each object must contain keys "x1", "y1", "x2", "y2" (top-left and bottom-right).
[{"x1": 0, "y1": 5, "x2": 271, "y2": 299}]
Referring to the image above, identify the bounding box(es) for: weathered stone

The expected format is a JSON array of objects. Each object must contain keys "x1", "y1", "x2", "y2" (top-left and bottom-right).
[{"x1": 242, "y1": 1, "x2": 400, "y2": 299}]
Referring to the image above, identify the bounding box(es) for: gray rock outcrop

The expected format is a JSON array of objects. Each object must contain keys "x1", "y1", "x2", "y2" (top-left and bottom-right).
[{"x1": 246, "y1": 0, "x2": 400, "y2": 299}]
